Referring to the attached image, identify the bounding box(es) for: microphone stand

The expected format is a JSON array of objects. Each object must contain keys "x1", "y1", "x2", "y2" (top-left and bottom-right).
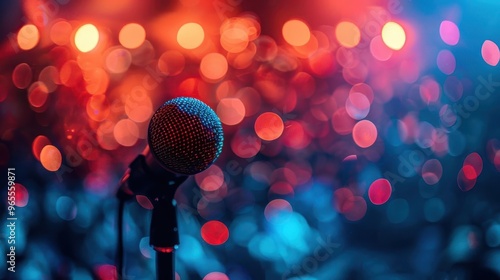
[
  {"x1": 117, "y1": 152, "x2": 187, "y2": 280},
  {"x1": 150, "y1": 184, "x2": 178, "y2": 280}
]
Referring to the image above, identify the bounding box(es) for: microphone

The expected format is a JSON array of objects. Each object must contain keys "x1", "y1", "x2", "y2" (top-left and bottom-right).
[
  {"x1": 117, "y1": 97, "x2": 224, "y2": 200},
  {"x1": 115, "y1": 97, "x2": 224, "y2": 280}
]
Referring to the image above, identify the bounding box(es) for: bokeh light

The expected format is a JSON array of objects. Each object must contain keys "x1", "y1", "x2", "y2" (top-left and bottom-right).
[
  {"x1": 436, "y1": 50, "x2": 456, "y2": 75},
  {"x1": 200, "y1": 53, "x2": 228, "y2": 81},
  {"x1": 381, "y1": 22, "x2": 406, "y2": 50},
  {"x1": 40, "y1": 145, "x2": 62, "y2": 171},
  {"x1": 463, "y1": 152, "x2": 483, "y2": 178},
  {"x1": 282, "y1": 19, "x2": 310, "y2": 46},
  {"x1": 12, "y1": 63, "x2": 33, "y2": 89},
  {"x1": 201, "y1": 221, "x2": 229, "y2": 245},
  {"x1": 113, "y1": 119, "x2": 139, "y2": 147},
  {"x1": 105, "y1": 48, "x2": 132, "y2": 74},
  {"x1": 335, "y1": 21, "x2": 360, "y2": 48},
  {"x1": 177, "y1": 23, "x2": 204, "y2": 49},
  {"x1": 439, "y1": 20, "x2": 460, "y2": 46},
  {"x1": 368, "y1": 179, "x2": 392, "y2": 205},
  {"x1": 50, "y1": 20, "x2": 72, "y2": 46},
  {"x1": 346, "y1": 92, "x2": 371, "y2": 120},
  {"x1": 74, "y1": 24, "x2": 99, "y2": 52},
  {"x1": 419, "y1": 77, "x2": 441, "y2": 104},
  {"x1": 221, "y1": 22, "x2": 249, "y2": 53},
  {"x1": 32, "y1": 135, "x2": 51, "y2": 161},
  {"x1": 217, "y1": 98, "x2": 245, "y2": 125},
  {"x1": 39, "y1": 66, "x2": 60, "y2": 93},
  {"x1": 231, "y1": 131, "x2": 261, "y2": 159},
  {"x1": 370, "y1": 35, "x2": 393, "y2": 61},
  {"x1": 421, "y1": 159, "x2": 443, "y2": 185},
  {"x1": 203, "y1": 272, "x2": 230, "y2": 280},
  {"x1": 17, "y1": 24, "x2": 39, "y2": 51},
  {"x1": 15, "y1": 183, "x2": 29, "y2": 207},
  {"x1": 254, "y1": 112, "x2": 284, "y2": 141},
  {"x1": 457, "y1": 166, "x2": 477, "y2": 192},
  {"x1": 264, "y1": 199, "x2": 293, "y2": 222},
  {"x1": 28, "y1": 81, "x2": 49, "y2": 108},
  {"x1": 481, "y1": 40, "x2": 500, "y2": 66},
  {"x1": 119, "y1": 23, "x2": 146, "y2": 49},
  {"x1": 195, "y1": 165, "x2": 224, "y2": 191},
  {"x1": 352, "y1": 120, "x2": 378, "y2": 148}
]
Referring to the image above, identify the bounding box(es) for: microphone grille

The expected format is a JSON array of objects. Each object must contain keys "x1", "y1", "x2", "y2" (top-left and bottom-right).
[{"x1": 148, "y1": 97, "x2": 224, "y2": 175}]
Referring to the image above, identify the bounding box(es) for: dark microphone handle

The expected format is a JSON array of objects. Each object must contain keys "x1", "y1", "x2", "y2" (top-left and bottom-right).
[
  {"x1": 150, "y1": 194, "x2": 179, "y2": 248},
  {"x1": 151, "y1": 192, "x2": 178, "y2": 280},
  {"x1": 156, "y1": 251, "x2": 175, "y2": 280}
]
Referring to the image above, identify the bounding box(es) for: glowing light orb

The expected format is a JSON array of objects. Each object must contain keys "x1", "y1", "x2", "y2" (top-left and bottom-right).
[
  {"x1": 50, "y1": 20, "x2": 72, "y2": 46},
  {"x1": 32, "y1": 135, "x2": 51, "y2": 160},
  {"x1": 421, "y1": 159, "x2": 443, "y2": 185},
  {"x1": 335, "y1": 21, "x2": 360, "y2": 48},
  {"x1": 264, "y1": 199, "x2": 292, "y2": 222},
  {"x1": 481, "y1": 40, "x2": 500, "y2": 66},
  {"x1": 439, "y1": 20, "x2": 460, "y2": 46},
  {"x1": 381, "y1": 22, "x2": 406, "y2": 50},
  {"x1": 195, "y1": 165, "x2": 224, "y2": 191},
  {"x1": 40, "y1": 145, "x2": 62, "y2": 171},
  {"x1": 282, "y1": 19, "x2": 310, "y2": 46},
  {"x1": 203, "y1": 272, "x2": 230, "y2": 280},
  {"x1": 346, "y1": 92, "x2": 371, "y2": 120},
  {"x1": 368, "y1": 179, "x2": 392, "y2": 205},
  {"x1": 17, "y1": 24, "x2": 39, "y2": 50},
  {"x1": 28, "y1": 82, "x2": 49, "y2": 108},
  {"x1": 221, "y1": 27, "x2": 249, "y2": 53},
  {"x1": 201, "y1": 221, "x2": 229, "y2": 245},
  {"x1": 458, "y1": 166, "x2": 477, "y2": 191},
  {"x1": 119, "y1": 23, "x2": 146, "y2": 49},
  {"x1": 464, "y1": 152, "x2": 483, "y2": 178},
  {"x1": 113, "y1": 119, "x2": 139, "y2": 147},
  {"x1": 12, "y1": 63, "x2": 32, "y2": 89},
  {"x1": 217, "y1": 98, "x2": 245, "y2": 125},
  {"x1": 75, "y1": 24, "x2": 99, "y2": 53},
  {"x1": 177, "y1": 23, "x2": 204, "y2": 49},
  {"x1": 436, "y1": 50, "x2": 456, "y2": 75},
  {"x1": 15, "y1": 183, "x2": 29, "y2": 207},
  {"x1": 370, "y1": 35, "x2": 393, "y2": 61},
  {"x1": 352, "y1": 120, "x2": 378, "y2": 148},
  {"x1": 200, "y1": 53, "x2": 228, "y2": 81},
  {"x1": 254, "y1": 112, "x2": 284, "y2": 141}
]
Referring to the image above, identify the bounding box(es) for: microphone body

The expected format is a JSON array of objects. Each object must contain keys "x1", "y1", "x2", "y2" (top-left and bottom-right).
[{"x1": 115, "y1": 97, "x2": 224, "y2": 280}]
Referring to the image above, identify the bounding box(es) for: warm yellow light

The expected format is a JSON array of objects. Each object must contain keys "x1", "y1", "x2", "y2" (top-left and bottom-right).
[
  {"x1": 177, "y1": 23, "x2": 204, "y2": 49},
  {"x1": 335, "y1": 21, "x2": 360, "y2": 48},
  {"x1": 17, "y1": 24, "x2": 39, "y2": 51},
  {"x1": 75, "y1": 24, "x2": 99, "y2": 53},
  {"x1": 119, "y1": 23, "x2": 146, "y2": 49},
  {"x1": 381, "y1": 22, "x2": 406, "y2": 51},
  {"x1": 282, "y1": 19, "x2": 310, "y2": 46}
]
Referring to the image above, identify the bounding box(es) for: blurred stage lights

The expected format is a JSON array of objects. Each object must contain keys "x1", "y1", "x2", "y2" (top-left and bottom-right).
[
  {"x1": 177, "y1": 22, "x2": 205, "y2": 49},
  {"x1": 75, "y1": 24, "x2": 99, "y2": 52},
  {"x1": 381, "y1": 21, "x2": 406, "y2": 50}
]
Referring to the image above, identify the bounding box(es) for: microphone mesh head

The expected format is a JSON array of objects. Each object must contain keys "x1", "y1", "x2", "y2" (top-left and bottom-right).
[{"x1": 148, "y1": 97, "x2": 224, "y2": 175}]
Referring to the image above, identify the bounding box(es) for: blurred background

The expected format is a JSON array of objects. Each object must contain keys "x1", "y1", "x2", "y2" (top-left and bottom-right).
[{"x1": 1, "y1": 0, "x2": 500, "y2": 279}]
